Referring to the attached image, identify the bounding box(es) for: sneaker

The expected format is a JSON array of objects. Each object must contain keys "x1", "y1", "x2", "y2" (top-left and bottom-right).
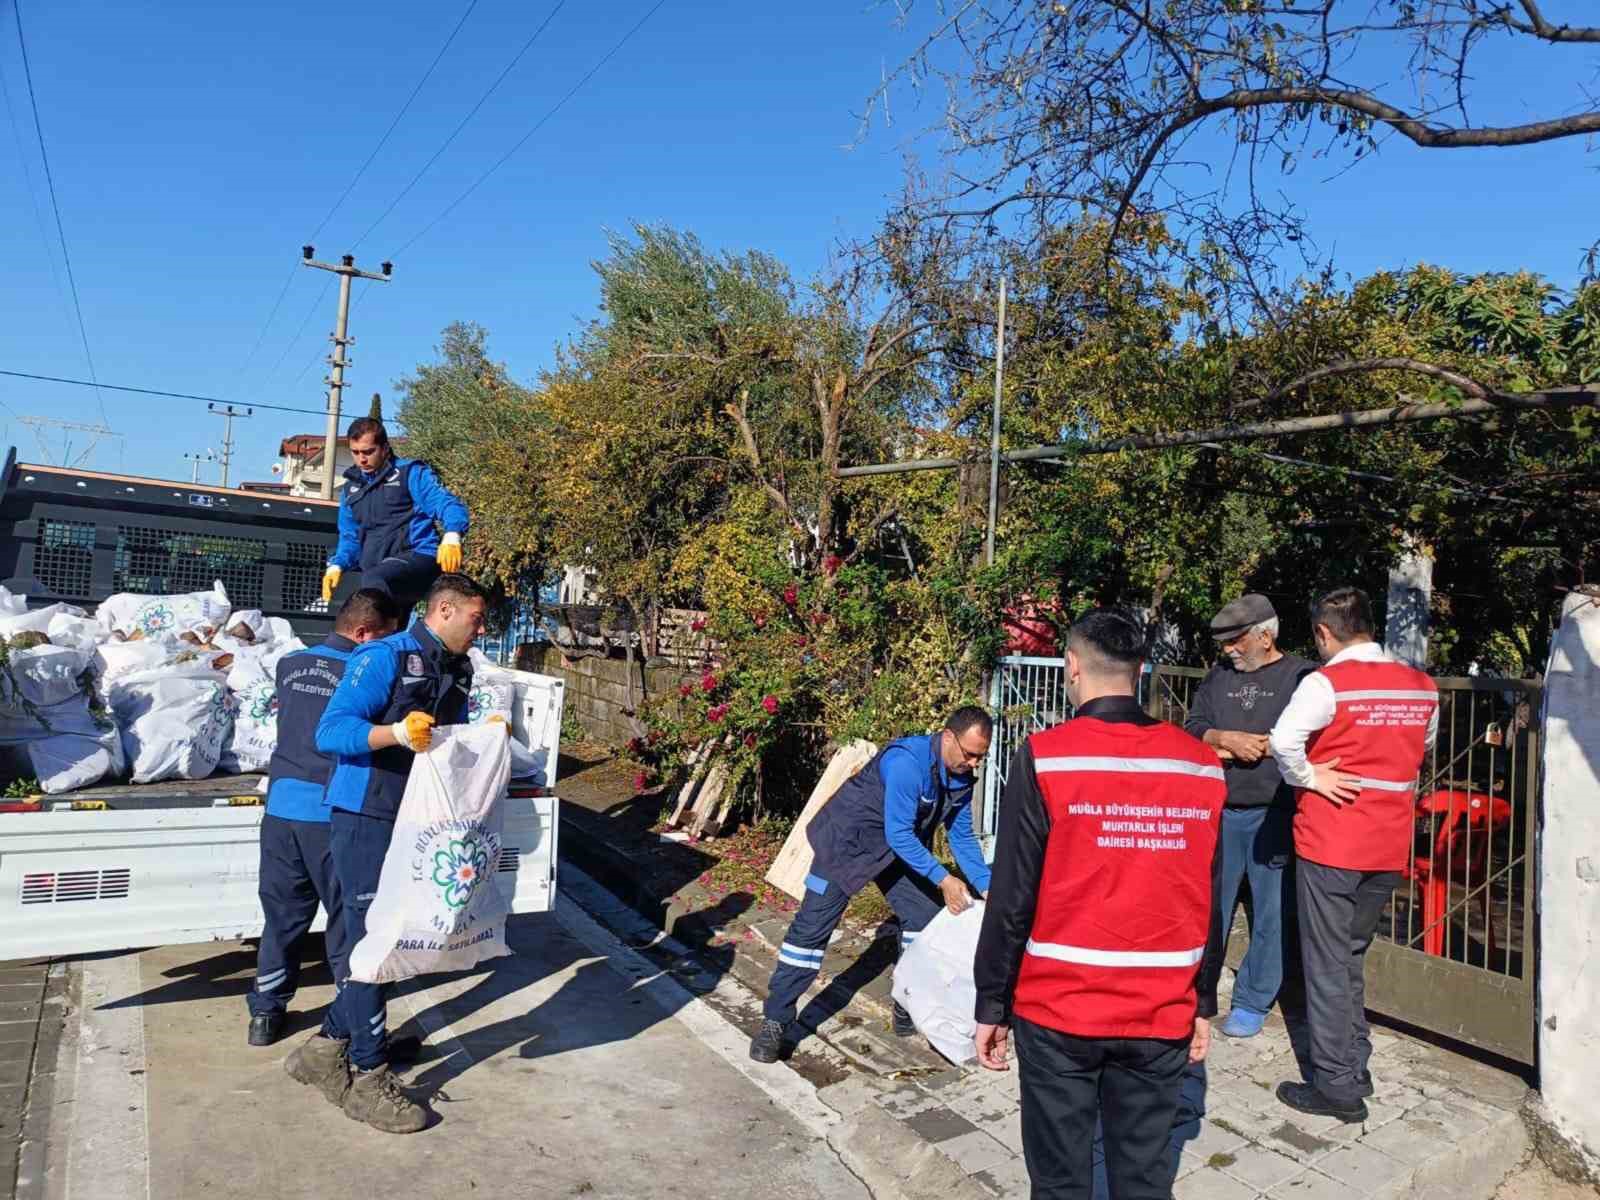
[
  {"x1": 1218, "y1": 1008, "x2": 1268, "y2": 1038},
  {"x1": 1276, "y1": 1080, "x2": 1367, "y2": 1124},
  {"x1": 247, "y1": 1012, "x2": 285, "y2": 1047},
  {"x1": 892, "y1": 1002, "x2": 916, "y2": 1038},
  {"x1": 342, "y1": 1065, "x2": 428, "y2": 1134},
  {"x1": 749, "y1": 1019, "x2": 786, "y2": 1064},
  {"x1": 285, "y1": 1033, "x2": 351, "y2": 1106}
]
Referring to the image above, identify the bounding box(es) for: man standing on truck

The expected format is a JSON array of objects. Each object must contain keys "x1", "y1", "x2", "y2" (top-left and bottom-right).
[
  {"x1": 284, "y1": 573, "x2": 489, "y2": 1135},
  {"x1": 319, "y1": 418, "x2": 470, "y2": 614},
  {"x1": 247, "y1": 588, "x2": 402, "y2": 1048},
  {"x1": 748, "y1": 706, "x2": 994, "y2": 1065}
]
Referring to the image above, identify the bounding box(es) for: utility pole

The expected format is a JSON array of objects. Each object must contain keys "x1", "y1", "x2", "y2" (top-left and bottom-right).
[
  {"x1": 984, "y1": 275, "x2": 1007, "y2": 567},
  {"x1": 301, "y1": 247, "x2": 392, "y2": 499},
  {"x1": 183, "y1": 450, "x2": 217, "y2": 484},
  {"x1": 206, "y1": 403, "x2": 253, "y2": 488}
]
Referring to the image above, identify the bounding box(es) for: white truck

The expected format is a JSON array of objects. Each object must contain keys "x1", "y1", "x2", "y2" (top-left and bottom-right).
[{"x1": 0, "y1": 451, "x2": 561, "y2": 960}]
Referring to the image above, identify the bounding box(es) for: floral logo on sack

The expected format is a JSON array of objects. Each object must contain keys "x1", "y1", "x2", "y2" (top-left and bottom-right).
[
  {"x1": 248, "y1": 685, "x2": 278, "y2": 722},
  {"x1": 136, "y1": 602, "x2": 175, "y2": 635},
  {"x1": 431, "y1": 838, "x2": 490, "y2": 909},
  {"x1": 466, "y1": 686, "x2": 496, "y2": 724}
]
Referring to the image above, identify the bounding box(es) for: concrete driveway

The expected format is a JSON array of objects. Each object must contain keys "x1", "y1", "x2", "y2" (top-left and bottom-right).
[{"x1": 27, "y1": 890, "x2": 867, "y2": 1200}]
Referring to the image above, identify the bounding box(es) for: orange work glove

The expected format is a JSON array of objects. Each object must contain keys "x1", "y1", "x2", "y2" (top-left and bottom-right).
[
  {"x1": 390, "y1": 711, "x2": 436, "y2": 752},
  {"x1": 321, "y1": 566, "x2": 342, "y2": 603},
  {"x1": 436, "y1": 532, "x2": 462, "y2": 574}
]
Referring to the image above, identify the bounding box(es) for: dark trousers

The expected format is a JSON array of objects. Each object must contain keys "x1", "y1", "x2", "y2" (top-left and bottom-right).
[
  {"x1": 1014, "y1": 1016, "x2": 1189, "y2": 1200},
  {"x1": 1091, "y1": 1064, "x2": 1207, "y2": 1200},
  {"x1": 249, "y1": 814, "x2": 345, "y2": 1018},
  {"x1": 320, "y1": 808, "x2": 396, "y2": 1070},
  {"x1": 1296, "y1": 858, "x2": 1399, "y2": 1104},
  {"x1": 361, "y1": 553, "x2": 439, "y2": 615},
  {"x1": 762, "y1": 864, "x2": 942, "y2": 1026},
  {"x1": 1216, "y1": 805, "x2": 1294, "y2": 1014}
]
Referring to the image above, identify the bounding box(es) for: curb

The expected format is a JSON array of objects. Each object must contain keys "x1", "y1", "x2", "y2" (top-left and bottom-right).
[{"x1": 1404, "y1": 1101, "x2": 1530, "y2": 1200}]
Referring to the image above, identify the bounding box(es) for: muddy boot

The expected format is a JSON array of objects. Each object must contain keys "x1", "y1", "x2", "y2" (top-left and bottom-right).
[
  {"x1": 343, "y1": 1065, "x2": 428, "y2": 1134},
  {"x1": 284, "y1": 1033, "x2": 351, "y2": 1106}
]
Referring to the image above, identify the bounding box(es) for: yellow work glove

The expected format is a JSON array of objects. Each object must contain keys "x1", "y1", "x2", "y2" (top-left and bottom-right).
[
  {"x1": 321, "y1": 566, "x2": 342, "y2": 603},
  {"x1": 486, "y1": 714, "x2": 511, "y2": 737},
  {"x1": 436, "y1": 532, "x2": 462, "y2": 574},
  {"x1": 390, "y1": 711, "x2": 436, "y2": 752}
]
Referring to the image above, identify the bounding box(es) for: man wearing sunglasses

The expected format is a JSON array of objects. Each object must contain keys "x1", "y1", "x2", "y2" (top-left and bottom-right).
[{"x1": 749, "y1": 707, "x2": 993, "y2": 1064}]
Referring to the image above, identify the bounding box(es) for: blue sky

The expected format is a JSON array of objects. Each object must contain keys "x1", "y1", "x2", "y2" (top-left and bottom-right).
[{"x1": 1, "y1": 0, "x2": 1595, "y2": 483}]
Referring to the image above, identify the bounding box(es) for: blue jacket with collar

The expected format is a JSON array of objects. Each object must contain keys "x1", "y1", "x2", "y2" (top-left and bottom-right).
[
  {"x1": 315, "y1": 619, "x2": 472, "y2": 822},
  {"x1": 329, "y1": 456, "x2": 469, "y2": 571},
  {"x1": 805, "y1": 733, "x2": 991, "y2": 898},
  {"x1": 264, "y1": 633, "x2": 356, "y2": 823}
]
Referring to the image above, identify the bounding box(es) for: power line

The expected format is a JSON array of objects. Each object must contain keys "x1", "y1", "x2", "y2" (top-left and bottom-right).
[
  {"x1": 0, "y1": 41, "x2": 73, "y2": 344},
  {"x1": 390, "y1": 0, "x2": 668, "y2": 259},
  {"x1": 12, "y1": 0, "x2": 105, "y2": 424},
  {"x1": 311, "y1": 0, "x2": 481, "y2": 243},
  {"x1": 351, "y1": 0, "x2": 568, "y2": 252},
  {"x1": 0, "y1": 369, "x2": 330, "y2": 417},
  {"x1": 230, "y1": 0, "x2": 480, "y2": 390}
]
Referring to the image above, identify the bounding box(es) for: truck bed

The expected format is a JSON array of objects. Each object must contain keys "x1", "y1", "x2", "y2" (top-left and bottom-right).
[{"x1": 23, "y1": 773, "x2": 267, "y2": 809}]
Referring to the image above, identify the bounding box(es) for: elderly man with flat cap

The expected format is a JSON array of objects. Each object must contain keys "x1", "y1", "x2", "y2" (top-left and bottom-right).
[{"x1": 1182, "y1": 594, "x2": 1315, "y2": 1038}]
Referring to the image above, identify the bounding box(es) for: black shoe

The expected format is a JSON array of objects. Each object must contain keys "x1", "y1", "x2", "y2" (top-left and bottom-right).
[
  {"x1": 387, "y1": 1034, "x2": 424, "y2": 1067},
  {"x1": 1276, "y1": 1080, "x2": 1367, "y2": 1124},
  {"x1": 1357, "y1": 1071, "x2": 1374, "y2": 1099},
  {"x1": 749, "y1": 1019, "x2": 786, "y2": 1064},
  {"x1": 248, "y1": 1013, "x2": 285, "y2": 1047},
  {"x1": 892, "y1": 1002, "x2": 916, "y2": 1038}
]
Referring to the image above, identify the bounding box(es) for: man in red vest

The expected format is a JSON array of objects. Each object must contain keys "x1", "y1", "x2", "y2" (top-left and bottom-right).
[
  {"x1": 1269, "y1": 586, "x2": 1438, "y2": 1122},
  {"x1": 974, "y1": 609, "x2": 1226, "y2": 1199}
]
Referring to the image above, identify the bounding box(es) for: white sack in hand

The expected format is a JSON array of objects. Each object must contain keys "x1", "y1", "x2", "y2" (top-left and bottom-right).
[{"x1": 891, "y1": 901, "x2": 987, "y2": 1066}]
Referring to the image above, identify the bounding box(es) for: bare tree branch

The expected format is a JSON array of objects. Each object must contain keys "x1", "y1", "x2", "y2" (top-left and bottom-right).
[{"x1": 1239, "y1": 356, "x2": 1498, "y2": 411}]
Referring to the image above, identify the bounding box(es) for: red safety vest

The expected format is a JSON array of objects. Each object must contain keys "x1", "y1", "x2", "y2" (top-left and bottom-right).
[
  {"x1": 1013, "y1": 718, "x2": 1225, "y2": 1040},
  {"x1": 1294, "y1": 658, "x2": 1438, "y2": 871}
]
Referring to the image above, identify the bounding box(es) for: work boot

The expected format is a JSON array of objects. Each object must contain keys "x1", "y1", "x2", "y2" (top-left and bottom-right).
[
  {"x1": 247, "y1": 1012, "x2": 285, "y2": 1047},
  {"x1": 342, "y1": 1065, "x2": 428, "y2": 1134},
  {"x1": 1357, "y1": 1070, "x2": 1375, "y2": 1099},
  {"x1": 284, "y1": 1033, "x2": 351, "y2": 1106},
  {"x1": 892, "y1": 1002, "x2": 916, "y2": 1038},
  {"x1": 1275, "y1": 1080, "x2": 1367, "y2": 1124},
  {"x1": 749, "y1": 1019, "x2": 787, "y2": 1064}
]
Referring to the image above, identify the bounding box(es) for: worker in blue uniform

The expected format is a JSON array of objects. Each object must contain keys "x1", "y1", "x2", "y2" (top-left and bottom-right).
[
  {"x1": 246, "y1": 588, "x2": 402, "y2": 1048},
  {"x1": 319, "y1": 417, "x2": 470, "y2": 614},
  {"x1": 283, "y1": 573, "x2": 491, "y2": 1134},
  {"x1": 749, "y1": 707, "x2": 994, "y2": 1064}
]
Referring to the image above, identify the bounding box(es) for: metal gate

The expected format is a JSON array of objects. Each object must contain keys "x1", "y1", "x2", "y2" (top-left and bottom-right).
[{"x1": 978, "y1": 656, "x2": 1541, "y2": 1065}]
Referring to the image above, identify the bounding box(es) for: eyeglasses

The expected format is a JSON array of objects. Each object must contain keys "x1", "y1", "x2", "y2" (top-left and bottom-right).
[{"x1": 950, "y1": 735, "x2": 989, "y2": 765}]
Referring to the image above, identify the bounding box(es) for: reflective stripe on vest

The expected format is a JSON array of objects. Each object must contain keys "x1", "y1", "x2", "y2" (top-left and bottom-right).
[
  {"x1": 1358, "y1": 776, "x2": 1418, "y2": 792},
  {"x1": 1024, "y1": 938, "x2": 1206, "y2": 969},
  {"x1": 1034, "y1": 755, "x2": 1225, "y2": 781}
]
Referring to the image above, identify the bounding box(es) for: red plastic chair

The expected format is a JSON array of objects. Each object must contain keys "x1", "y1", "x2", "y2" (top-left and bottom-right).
[{"x1": 1408, "y1": 789, "x2": 1512, "y2": 958}]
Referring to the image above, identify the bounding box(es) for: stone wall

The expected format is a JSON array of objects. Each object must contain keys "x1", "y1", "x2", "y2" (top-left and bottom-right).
[{"x1": 519, "y1": 644, "x2": 694, "y2": 747}]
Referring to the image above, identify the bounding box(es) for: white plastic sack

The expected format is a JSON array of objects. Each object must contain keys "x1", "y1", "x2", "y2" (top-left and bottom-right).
[
  {"x1": 465, "y1": 649, "x2": 540, "y2": 779},
  {"x1": 28, "y1": 724, "x2": 125, "y2": 793},
  {"x1": 347, "y1": 724, "x2": 514, "y2": 984},
  {"x1": 92, "y1": 637, "x2": 182, "y2": 704},
  {"x1": 0, "y1": 586, "x2": 26, "y2": 616},
  {"x1": 1, "y1": 644, "x2": 93, "y2": 709},
  {"x1": 890, "y1": 902, "x2": 987, "y2": 1066},
  {"x1": 0, "y1": 601, "x2": 85, "y2": 639},
  {"x1": 96, "y1": 580, "x2": 231, "y2": 641},
  {"x1": 46, "y1": 611, "x2": 105, "y2": 653},
  {"x1": 219, "y1": 674, "x2": 278, "y2": 773},
  {"x1": 0, "y1": 694, "x2": 105, "y2": 745},
  {"x1": 109, "y1": 668, "x2": 233, "y2": 783}
]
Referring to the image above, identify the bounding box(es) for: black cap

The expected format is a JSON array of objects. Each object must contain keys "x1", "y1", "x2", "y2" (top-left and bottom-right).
[{"x1": 1210, "y1": 594, "x2": 1277, "y2": 641}]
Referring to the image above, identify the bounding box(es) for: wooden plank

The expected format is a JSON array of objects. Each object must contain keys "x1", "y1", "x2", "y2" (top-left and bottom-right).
[
  {"x1": 667, "y1": 740, "x2": 714, "y2": 826},
  {"x1": 763, "y1": 739, "x2": 878, "y2": 901}
]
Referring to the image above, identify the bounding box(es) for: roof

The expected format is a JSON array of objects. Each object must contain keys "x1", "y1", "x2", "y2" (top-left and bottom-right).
[
  {"x1": 239, "y1": 480, "x2": 292, "y2": 493},
  {"x1": 279, "y1": 433, "x2": 409, "y2": 459}
]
